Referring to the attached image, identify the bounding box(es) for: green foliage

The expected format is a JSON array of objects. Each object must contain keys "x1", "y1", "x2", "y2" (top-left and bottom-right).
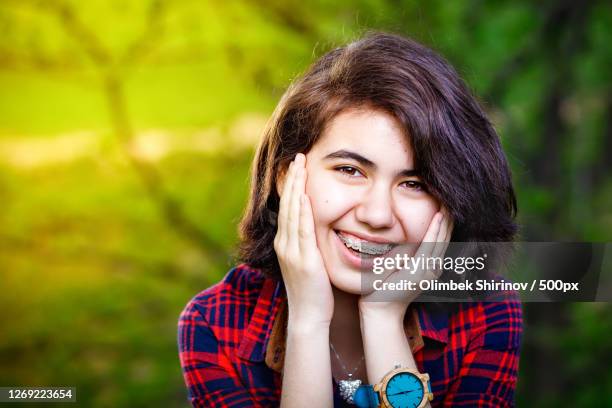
[{"x1": 0, "y1": 0, "x2": 610, "y2": 406}]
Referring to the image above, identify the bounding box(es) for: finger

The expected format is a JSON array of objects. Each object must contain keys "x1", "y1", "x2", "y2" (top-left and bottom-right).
[
  {"x1": 440, "y1": 207, "x2": 453, "y2": 241},
  {"x1": 287, "y1": 154, "x2": 305, "y2": 248},
  {"x1": 417, "y1": 212, "x2": 442, "y2": 257},
  {"x1": 277, "y1": 159, "x2": 296, "y2": 246},
  {"x1": 431, "y1": 212, "x2": 454, "y2": 279},
  {"x1": 278, "y1": 160, "x2": 295, "y2": 226},
  {"x1": 410, "y1": 212, "x2": 441, "y2": 283},
  {"x1": 298, "y1": 193, "x2": 317, "y2": 255},
  {"x1": 431, "y1": 211, "x2": 450, "y2": 255},
  {"x1": 436, "y1": 208, "x2": 450, "y2": 241},
  {"x1": 429, "y1": 241, "x2": 449, "y2": 280},
  {"x1": 432, "y1": 209, "x2": 453, "y2": 257}
]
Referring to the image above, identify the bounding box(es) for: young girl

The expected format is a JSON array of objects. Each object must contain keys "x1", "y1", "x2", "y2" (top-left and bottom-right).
[{"x1": 179, "y1": 32, "x2": 522, "y2": 407}]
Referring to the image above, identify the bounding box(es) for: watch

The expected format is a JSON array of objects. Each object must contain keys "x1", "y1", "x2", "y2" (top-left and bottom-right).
[{"x1": 353, "y1": 365, "x2": 433, "y2": 408}]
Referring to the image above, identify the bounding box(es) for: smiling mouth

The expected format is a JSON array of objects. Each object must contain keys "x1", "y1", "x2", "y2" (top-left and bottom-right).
[{"x1": 335, "y1": 230, "x2": 397, "y2": 256}]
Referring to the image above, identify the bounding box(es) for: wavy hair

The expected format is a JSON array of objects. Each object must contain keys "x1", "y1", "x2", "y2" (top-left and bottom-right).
[{"x1": 237, "y1": 31, "x2": 518, "y2": 281}]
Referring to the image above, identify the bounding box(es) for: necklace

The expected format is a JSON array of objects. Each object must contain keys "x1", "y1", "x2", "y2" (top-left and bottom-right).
[{"x1": 329, "y1": 342, "x2": 365, "y2": 404}]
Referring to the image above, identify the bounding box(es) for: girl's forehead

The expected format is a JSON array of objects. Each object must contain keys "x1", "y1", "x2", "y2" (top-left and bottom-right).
[{"x1": 310, "y1": 108, "x2": 414, "y2": 166}]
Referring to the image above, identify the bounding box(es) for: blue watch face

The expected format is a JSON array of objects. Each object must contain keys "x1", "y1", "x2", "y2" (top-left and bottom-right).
[{"x1": 385, "y1": 372, "x2": 425, "y2": 408}]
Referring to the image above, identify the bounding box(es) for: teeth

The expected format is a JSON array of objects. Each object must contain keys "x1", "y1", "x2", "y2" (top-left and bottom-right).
[{"x1": 337, "y1": 232, "x2": 394, "y2": 255}]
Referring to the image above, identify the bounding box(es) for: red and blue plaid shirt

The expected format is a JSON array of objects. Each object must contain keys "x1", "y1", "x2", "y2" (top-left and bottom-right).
[{"x1": 178, "y1": 264, "x2": 523, "y2": 407}]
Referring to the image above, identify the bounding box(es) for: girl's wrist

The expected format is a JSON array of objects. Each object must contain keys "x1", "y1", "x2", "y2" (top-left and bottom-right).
[
  {"x1": 287, "y1": 311, "x2": 331, "y2": 334},
  {"x1": 358, "y1": 300, "x2": 406, "y2": 329},
  {"x1": 287, "y1": 321, "x2": 330, "y2": 339}
]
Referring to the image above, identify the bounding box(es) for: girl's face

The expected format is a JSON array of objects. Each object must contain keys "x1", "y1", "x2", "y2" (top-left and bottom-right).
[{"x1": 303, "y1": 107, "x2": 440, "y2": 294}]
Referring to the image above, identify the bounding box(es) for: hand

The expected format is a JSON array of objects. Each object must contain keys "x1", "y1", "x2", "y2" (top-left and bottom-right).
[
  {"x1": 274, "y1": 153, "x2": 334, "y2": 328},
  {"x1": 358, "y1": 208, "x2": 454, "y2": 321}
]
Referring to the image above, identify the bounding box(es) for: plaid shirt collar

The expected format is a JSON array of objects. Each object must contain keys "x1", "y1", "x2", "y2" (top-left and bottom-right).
[{"x1": 236, "y1": 276, "x2": 449, "y2": 372}]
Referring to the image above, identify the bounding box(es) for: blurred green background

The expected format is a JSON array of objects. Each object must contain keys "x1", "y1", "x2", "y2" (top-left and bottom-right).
[{"x1": 0, "y1": 0, "x2": 610, "y2": 406}]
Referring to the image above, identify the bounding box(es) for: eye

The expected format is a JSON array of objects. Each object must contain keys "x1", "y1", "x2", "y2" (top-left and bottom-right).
[
  {"x1": 401, "y1": 180, "x2": 426, "y2": 191},
  {"x1": 335, "y1": 165, "x2": 364, "y2": 178}
]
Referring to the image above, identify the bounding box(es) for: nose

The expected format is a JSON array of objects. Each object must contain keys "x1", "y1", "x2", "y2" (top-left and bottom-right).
[{"x1": 354, "y1": 185, "x2": 395, "y2": 229}]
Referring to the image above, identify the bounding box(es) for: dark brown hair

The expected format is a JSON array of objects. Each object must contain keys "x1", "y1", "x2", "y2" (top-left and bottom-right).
[{"x1": 238, "y1": 31, "x2": 517, "y2": 281}]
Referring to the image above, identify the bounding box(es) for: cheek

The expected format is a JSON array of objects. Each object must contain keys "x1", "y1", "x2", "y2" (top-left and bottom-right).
[
  {"x1": 305, "y1": 170, "x2": 352, "y2": 226},
  {"x1": 397, "y1": 199, "x2": 439, "y2": 241}
]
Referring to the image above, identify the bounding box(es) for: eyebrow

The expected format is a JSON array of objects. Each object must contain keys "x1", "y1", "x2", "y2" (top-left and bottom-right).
[{"x1": 323, "y1": 149, "x2": 420, "y2": 178}]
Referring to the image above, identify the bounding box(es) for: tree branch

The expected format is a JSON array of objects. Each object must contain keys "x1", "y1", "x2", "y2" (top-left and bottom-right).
[
  {"x1": 120, "y1": 0, "x2": 169, "y2": 65},
  {"x1": 3, "y1": 0, "x2": 230, "y2": 263}
]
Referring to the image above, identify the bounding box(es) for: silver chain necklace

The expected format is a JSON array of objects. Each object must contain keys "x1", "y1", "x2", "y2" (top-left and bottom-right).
[{"x1": 329, "y1": 342, "x2": 364, "y2": 404}]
